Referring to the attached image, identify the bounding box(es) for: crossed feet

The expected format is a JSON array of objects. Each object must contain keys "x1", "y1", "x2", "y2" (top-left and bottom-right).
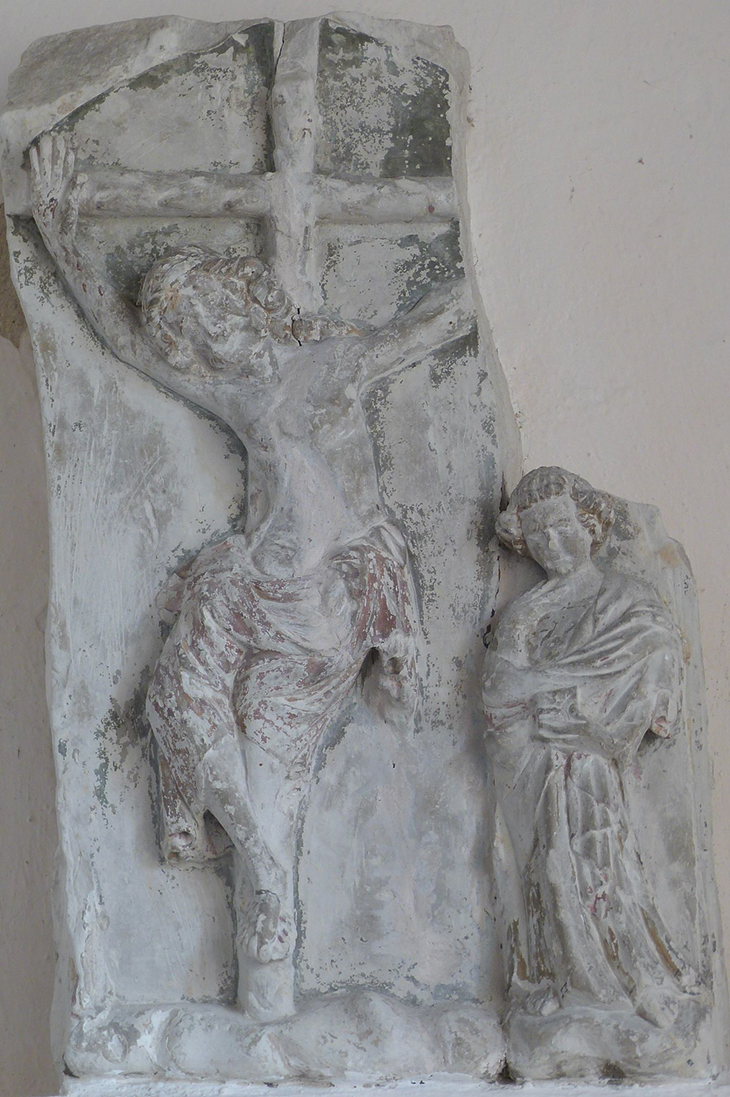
[{"x1": 241, "y1": 888, "x2": 294, "y2": 964}]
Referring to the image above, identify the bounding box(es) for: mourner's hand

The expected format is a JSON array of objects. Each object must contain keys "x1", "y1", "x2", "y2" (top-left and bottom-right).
[
  {"x1": 648, "y1": 687, "x2": 678, "y2": 738},
  {"x1": 535, "y1": 688, "x2": 590, "y2": 740},
  {"x1": 29, "y1": 132, "x2": 88, "y2": 244}
]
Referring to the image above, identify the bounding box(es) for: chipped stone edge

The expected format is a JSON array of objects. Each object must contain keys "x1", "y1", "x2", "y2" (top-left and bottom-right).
[
  {"x1": 59, "y1": 1075, "x2": 730, "y2": 1097},
  {"x1": 0, "y1": 17, "x2": 276, "y2": 213}
]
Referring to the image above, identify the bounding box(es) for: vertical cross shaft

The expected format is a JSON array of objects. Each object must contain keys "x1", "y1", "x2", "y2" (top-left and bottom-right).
[{"x1": 268, "y1": 19, "x2": 322, "y2": 312}]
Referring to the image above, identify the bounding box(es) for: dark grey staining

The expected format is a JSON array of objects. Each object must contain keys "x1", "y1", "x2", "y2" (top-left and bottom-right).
[
  {"x1": 51, "y1": 25, "x2": 277, "y2": 175},
  {"x1": 316, "y1": 21, "x2": 452, "y2": 180},
  {"x1": 76, "y1": 217, "x2": 264, "y2": 305},
  {"x1": 320, "y1": 221, "x2": 462, "y2": 325},
  {"x1": 381, "y1": 56, "x2": 452, "y2": 180},
  {"x1": 428, "y1": 327, "x2": 479, "y2": 389},
  {"x1": 395, "y1": 221, "x2": 463, "y2": 313}
]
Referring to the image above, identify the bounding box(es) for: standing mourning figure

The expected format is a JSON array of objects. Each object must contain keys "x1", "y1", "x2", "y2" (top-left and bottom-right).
[
  {"x1": 30, "y1": 132, "x2": 476, "y2": 1021},
  {"x1": 482, "y1": 466, "x2": 710, "y2": 1078}
]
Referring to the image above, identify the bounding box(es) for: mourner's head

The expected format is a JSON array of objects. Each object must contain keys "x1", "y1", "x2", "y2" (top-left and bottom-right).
[
  {"x1": 140, "y1": 246, "x2": 295, "y2": 373},
  {"x1": 496, "y1": 466, "x2": 614, "y2": 576}
]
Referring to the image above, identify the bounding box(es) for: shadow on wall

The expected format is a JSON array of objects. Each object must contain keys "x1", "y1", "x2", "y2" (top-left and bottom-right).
[{"x1": 0, "y1": 206, "x2": 57, "y2": 1097}]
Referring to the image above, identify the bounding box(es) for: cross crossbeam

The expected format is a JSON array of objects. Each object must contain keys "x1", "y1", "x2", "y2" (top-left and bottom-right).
[
  {"x1": 44, "y1": 19, "x2": 458, "y2": 311},
  {"x1": 81, "y1": 169, "x2": 456, "y2": 224}
]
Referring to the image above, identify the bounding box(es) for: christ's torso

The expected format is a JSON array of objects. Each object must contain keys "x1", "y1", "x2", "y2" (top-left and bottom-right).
[{"x1": 215, "y1": 337, "x2": 386, "y2": 577}]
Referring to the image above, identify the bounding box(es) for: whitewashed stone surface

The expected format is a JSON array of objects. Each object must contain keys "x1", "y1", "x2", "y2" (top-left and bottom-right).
[
  {"x1": 484, "y1": 468, "x2": 727, "y2": 1080},
  {"x1": 49, "y1": 1080, "x2": 730, "y2": 1097},
  {"x1": 1, "y1": 11, "x2": 518, "y2": 1088},
  {"x1": 0, "y1": 10, "x2": 725, "y2": 1091}
]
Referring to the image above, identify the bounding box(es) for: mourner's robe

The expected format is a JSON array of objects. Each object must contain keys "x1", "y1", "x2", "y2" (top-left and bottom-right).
[{"x1": 484, "y1": 570, "x2": 704, "y2": 1026}]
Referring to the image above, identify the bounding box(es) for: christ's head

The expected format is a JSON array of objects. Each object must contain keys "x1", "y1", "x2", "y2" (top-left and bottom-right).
[{"x1": 140, "y1": 246, "x2": 295, "y2": 374}]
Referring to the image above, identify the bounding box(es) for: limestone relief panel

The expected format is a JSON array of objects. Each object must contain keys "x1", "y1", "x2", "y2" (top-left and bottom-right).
[
  {"x1": 1, "y1": 13, "x2": 516, "y2": 1084},
  {"x1": 0, "y1": 11, "x2": 725, "y2": 1090}
]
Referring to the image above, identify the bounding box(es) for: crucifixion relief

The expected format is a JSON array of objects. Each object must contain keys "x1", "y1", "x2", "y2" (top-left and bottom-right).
[
  {"x1": 2, "y1": 11, "x2": 724, "y2": 1088},
  {"x1": 25, "y1": 16, "x2": 480, "y2": 1022},
  {"x1": 3, "y1": 16, "x2": 513, "y2": 1075}
]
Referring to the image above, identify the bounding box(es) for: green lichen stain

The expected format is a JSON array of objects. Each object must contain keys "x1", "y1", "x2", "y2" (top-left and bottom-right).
[
  {"x1": 316, "y1": 21, "x2": 452, "y2": 180},
  {"x1": 93, "y1": 667, "x2": 155, "y2": 815},
  {"x1": 395, "y1": 220, "x2": 463, "y2": 314}
]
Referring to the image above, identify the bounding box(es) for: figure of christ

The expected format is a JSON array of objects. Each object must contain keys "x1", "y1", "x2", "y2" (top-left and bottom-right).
[{"x1": 30, "y1": 134, "x2": 477, "y2": 1020}]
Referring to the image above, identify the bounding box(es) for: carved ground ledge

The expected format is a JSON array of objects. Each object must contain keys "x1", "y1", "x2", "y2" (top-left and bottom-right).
[
  {"x1": 60, "y1": 1081, "x2": 730, "y2": 1097},
  {"x1": 1, "y1": 10, "x2": 727, "y2": 1094}
]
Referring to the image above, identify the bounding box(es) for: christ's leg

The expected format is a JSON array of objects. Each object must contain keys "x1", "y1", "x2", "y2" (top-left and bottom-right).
[
  {"x1": 155, "y1": 747, "x2": 209, "y2": 862},
  {"x1": 148, "y1": 595, "x2": 298, "y2": 1018},
  {"x1": 200, "y1": 734, "x2": 294, "y2": 954},
  {"x1": 200, "y1": 735, "x2": 301, "y2": 1020},
  {"x1": 152, "y1": 675, "x2": 300, "y2": 1018}
]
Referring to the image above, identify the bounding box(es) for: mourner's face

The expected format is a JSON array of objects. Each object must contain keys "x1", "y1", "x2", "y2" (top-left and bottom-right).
[{"x1": 520, "y1": 493, "x2": 593, "y2": 576}]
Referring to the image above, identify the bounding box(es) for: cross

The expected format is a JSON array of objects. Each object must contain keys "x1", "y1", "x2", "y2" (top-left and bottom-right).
[{"x1": 32, "y1": 22, "x2": 458, "y2": 312}]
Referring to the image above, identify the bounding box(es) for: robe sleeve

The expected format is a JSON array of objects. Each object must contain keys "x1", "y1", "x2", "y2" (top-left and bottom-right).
[{"x1": 539, "y1": 578, "x2": 683, "y2": 763}]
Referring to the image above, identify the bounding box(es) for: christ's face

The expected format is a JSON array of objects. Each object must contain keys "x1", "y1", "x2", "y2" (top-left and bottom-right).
[
  {"x1": 142, "y1": 258, "x2": 295, "y2": 377},
  {"x1": 192, "y1": 273, "x2": 273, "y2": 370},
  {"x1": 519, "y1": 493, "x2": 593, "y2": 577}
]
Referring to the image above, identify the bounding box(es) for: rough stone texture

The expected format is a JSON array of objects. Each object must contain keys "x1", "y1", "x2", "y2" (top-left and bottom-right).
[
  {"x1": 3, "y1": 10, "x2": 725, "y2": 1091},
  {"x1": 483, "y1": 468, "x2": 727, "y2": 1080},
  {"x1": 46, "y1": 1081, "x2": 730, "y2": 1097},
  {"x1": 1, "y1": 12, "x2": 520, "y2": 1087},
  {"x1": 0, "y1": 205, "x2": 27, "y2": 344},
  {"x1": 0, "y1": 332, "x2": 57, "y2": 1097}
]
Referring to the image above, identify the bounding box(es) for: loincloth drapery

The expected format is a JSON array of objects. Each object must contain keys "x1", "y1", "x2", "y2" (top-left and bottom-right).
[{"x1": 147, "y1": 523, "x2": 418, "y2": 820}]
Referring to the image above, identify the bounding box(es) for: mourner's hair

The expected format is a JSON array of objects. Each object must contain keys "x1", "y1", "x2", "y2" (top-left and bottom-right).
[
  {"x1": 496, "y1": 466, "x2": 615, "y2": 556},
  {"x1": 139, "y1": 245, "x2": 294, "y2": 370}
]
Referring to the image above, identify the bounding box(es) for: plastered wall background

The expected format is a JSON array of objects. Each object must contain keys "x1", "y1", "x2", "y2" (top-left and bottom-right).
[{"x1": 1, "y1": 3, "x2": 729, "y2": 1094}]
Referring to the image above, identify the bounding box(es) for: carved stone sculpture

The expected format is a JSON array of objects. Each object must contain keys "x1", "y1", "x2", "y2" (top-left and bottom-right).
[
  {"x1": 2, "y1": 10, "x2": 727, "y2": 1090},
  {"x1": 0, "y1": 13, "x2": 520, "y2": 1085},
  {"x1": 483, "y1": 467, "x2": 725, "y2": 1079},
  {"x1": 30, "y1": 132, "x2": 480, "y2": 1020}
]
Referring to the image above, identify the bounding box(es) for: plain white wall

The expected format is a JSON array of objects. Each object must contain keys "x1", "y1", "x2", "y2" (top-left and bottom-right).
[{"x1": 1, "y1": 3, "x2": 729, "y2": 1094}]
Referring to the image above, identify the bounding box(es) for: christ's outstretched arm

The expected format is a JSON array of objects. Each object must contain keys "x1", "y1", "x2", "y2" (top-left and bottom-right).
[
  {"x1": 29, "y1": 133, "x2": 183, "y2": 392},
  {"x1": 351, "y1": 277, "x2": 477, "y2": 390}
]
